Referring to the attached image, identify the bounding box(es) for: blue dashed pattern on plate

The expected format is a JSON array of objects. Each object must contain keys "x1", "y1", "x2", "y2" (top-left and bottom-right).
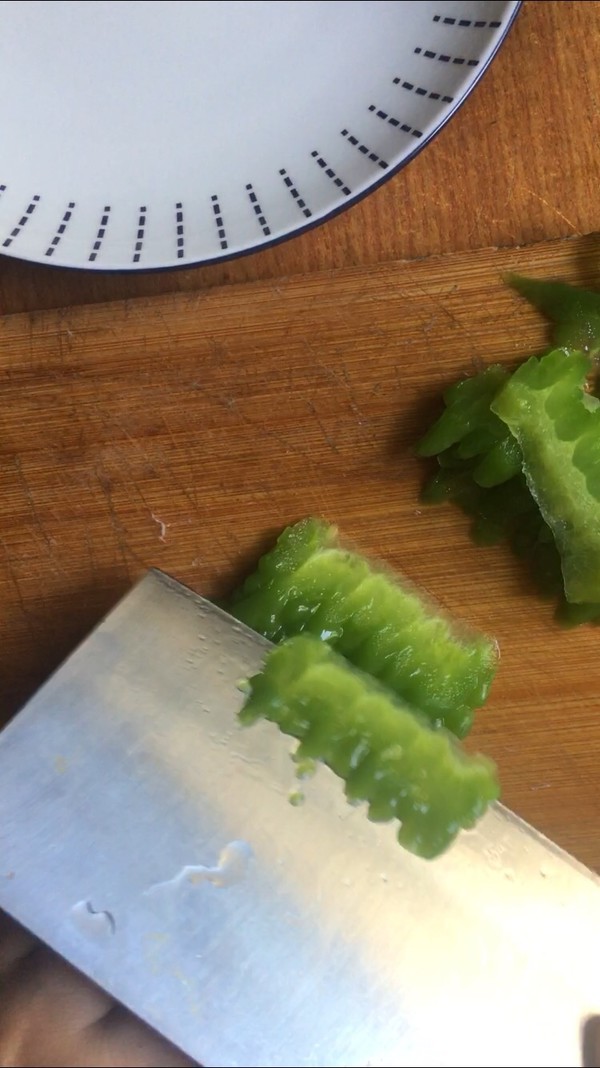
[{"x1": 0, "y1": 0, "x2": 521, "y2": 270}]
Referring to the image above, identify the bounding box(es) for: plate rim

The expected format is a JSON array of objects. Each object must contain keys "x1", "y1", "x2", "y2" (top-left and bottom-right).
[{"x1": 0, "y1": 0, "x2": 522, "y2": 275}]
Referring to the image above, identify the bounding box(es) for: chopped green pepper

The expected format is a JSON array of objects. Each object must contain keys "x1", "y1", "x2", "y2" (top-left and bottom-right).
[
  {"x1": 418, "y1": 329, "x2": 600, "y2": 621},
  {"x1": 417, "y1": 365, "x2": 511, "y2": 459},
  {"x1": 240, "y1": 635, "x2": 499, "y2": 860},
  {"x1": 417, "y1": 366, "x2": 522, "y2": 489},
  {"x1": 229, "y1": 518, "x2": 498, "y2": 738},
  {"x1": 509, "y1": 273, "x2": 600, "y2": 358},
  {"x1": 491, "y1": 348, "x2": 600, "y2": 604}
]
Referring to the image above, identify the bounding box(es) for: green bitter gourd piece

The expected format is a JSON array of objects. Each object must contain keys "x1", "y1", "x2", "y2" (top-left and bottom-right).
[
  {"x1": 418, "y1": 348, "x2": 600, "y2": 621},
  {"x1": 508, "y1": 274, "x2": 600, "y2": 358},
  {"x1": 491, "y1": 348, "x2": 600, "y2": 604},
  {"x1": 229, "y1": 518, "x2": 498, "y2": 738},
  {"x1": 240, "y1": 634, "x2": 499, "y2": 860}
]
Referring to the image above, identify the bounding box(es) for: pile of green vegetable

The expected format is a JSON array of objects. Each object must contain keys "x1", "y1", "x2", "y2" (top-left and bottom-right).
[
  {"x1": 230, "y1": 518, "x2": 499, "y2": 860},
  {"x1": 418, "y1": 275, "x2": 600, "y2": 624},
  {"x1": 227, "y1": 274, "x2": 600, "y2": 862}
]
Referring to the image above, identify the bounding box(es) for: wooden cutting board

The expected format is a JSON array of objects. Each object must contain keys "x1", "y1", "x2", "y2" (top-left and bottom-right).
[{"x1": 1, "y1": 234, "x2": 599, "y2": 871}]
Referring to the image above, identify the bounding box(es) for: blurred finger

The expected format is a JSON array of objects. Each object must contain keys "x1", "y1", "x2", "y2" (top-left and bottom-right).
[
  {"x1": 0, "y1": 913, "x2": 198, "y2": 1066},
  {"x1": 0, "y1": 912, "x2": 37, "y2": 979},
  {"x1": 94, "y1": 1005, "x2": 198, "y2": 1068},
  {"x1": 1, "y1": 943, "x2": 114, "y2": 1030}
]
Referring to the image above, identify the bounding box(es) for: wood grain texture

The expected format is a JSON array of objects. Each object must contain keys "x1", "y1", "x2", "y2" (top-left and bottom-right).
[
  {"x1": 0, "y1": 1, "x2": 599, "y2": 315},
  {"x1": 0, "y1": 233, "x2": 599, "y2": 870}
]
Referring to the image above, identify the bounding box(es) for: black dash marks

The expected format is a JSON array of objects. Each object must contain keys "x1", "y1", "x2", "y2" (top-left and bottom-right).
[
  {"x1": 432, "y1": 14, "x2": 501, "y2": 28},
  {"x1": 310, "y1": 151, "x2": 351, "y2": 196},
  {"x1": 89, "y1": 205, "x2": 111, "y2": 262},
  {"x1": 279, "y1": 170, "x2": 312, "y2": 218},
  {"x1": 133, "y1": 206, "x2": 147, "y2": 264},
  {"x1": 393, "y1": 76, "x2": 453, "y2": 104},
  {"x1": 211, "y1": 195, "x2": 227, "y2": 249},
  {"x1": 175, "y1": 202, "x2": 184, "y2": 259},
  {"x1": 245, "y1": 183, "x2": 271, "y2": 236},
  {"x1": 414, "y1": 45, "x2": 479, "y2": 67},
  {"x1": 368, "y1": 105, "x2": 422, "y2": 139},
  {"x1": 2, "y1": 195, "x2": 40, "y2": 248},
  {"x1": 0, "y1": 185, "x2": 5, "y2": 195},
  {"x1": 340, "y1": 129, "x2": 388, "y2": 169},
  {"x1": 45, "y1": 201, "x2": 75, "y2": 257}
]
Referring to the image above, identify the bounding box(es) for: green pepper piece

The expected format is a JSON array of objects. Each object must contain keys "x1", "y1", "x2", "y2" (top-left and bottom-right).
[
  {"x1": 558, "y1": 599, "x2": 600, "y2": 626},
  {"x1": 416, "y1": 366, "x2": 510, "y2": 457},
  {"x1": 229, "y1": 518, "x2": 498, "y2": 737},
  {"x1": 418, "y1": 350, "x2": 600, "y2": 621},
  {"x1": 240, "y1": 635, "x2": 500, "y2": 860},
  {"x1": 472, "y1": 435, "x2": 523, "y2": 488},
  {"x1": 491, "y1": 348, "x2": 600, "y2": 603},
  {"x1": 456, "y1": 426, "x2": 504, "y2": 459},
  {"x1": 508, "y1": 274, "x2": 600, "y2": 357},
  {"x1": 417, "y1": 363, "x2": 522, "y2": 489}
]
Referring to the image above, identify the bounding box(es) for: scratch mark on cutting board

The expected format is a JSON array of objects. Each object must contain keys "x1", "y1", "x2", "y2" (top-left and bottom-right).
[
  {"x1": 0, "y1": 539, "x2": 38, "y2": 644},
  {"x1": 151, "y1": 512, "x2": 169, "y2": 542},
  {"x1": 409, "y1": 280, "x2": 488, "y2": 355},
  {"x1": 155, "y1": 307, "x2": 178, "y2": 345},
  {"x1": 95, "y1": 409, "x2": 177, "y2": 531},
  {"x1": 221, "y1": 399, "x2": 305, "y2": 457},
  {"x1": 305, "y1": 400, "x2": 340, "y2": 453},
  {"x1": 81, "y1": 521, "x2": 98, "y2": 580},
  {"x1": 13, "y1": 458, "x2": 58, "y2": 559},
  {"x1": 520, "y1": 185, "x2": 581, "y2": 235},
  {"x1": 312, "y1": 353, "x2": 378, "y2": 443},
  {"x1": 53, "y1": 323, "x2": 82, "y2": 411},
  {"x1": 95, "y1": 408, "x2": 206, "y2": 551},
  {"x1": 160, "y1": 411, "x2": 201, "y2": 513},
  {"x1": 95, "y1": 470, "x2": 138, "y2": 576},
  {"x1": 177, "y1": 369, "x2": 308, "y2": 462}
]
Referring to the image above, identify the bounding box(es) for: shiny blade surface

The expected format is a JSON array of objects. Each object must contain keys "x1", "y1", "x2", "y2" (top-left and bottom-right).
[{"x1": 0, "y1": 570, "x2": 598, "y2": 1068}]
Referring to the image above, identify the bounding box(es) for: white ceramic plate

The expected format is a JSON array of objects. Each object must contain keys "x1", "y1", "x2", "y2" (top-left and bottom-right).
[{"x1": 0, "y1": 0, "x2": 520, "y2": 271}]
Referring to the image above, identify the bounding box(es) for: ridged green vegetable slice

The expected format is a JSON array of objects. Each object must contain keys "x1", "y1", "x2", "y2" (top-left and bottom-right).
[
  {"x1": 491, "y1": 348, "x2": 600, "y2": 604},
  {"x1": 418, "y1": 339, "x2": 600, "y2": 621},
  {"x1": 508, "y1": 273, "x2": 600, "y2": 357},
  {"x1": 230, "y1": 518, "x2": 498, "y2": 737},
  {"x1": 417, "y1": 365, "x2": 510, "y2": 458},
  {"x1": 240, "y1": 635, "x2": 499, "y2": 860}
]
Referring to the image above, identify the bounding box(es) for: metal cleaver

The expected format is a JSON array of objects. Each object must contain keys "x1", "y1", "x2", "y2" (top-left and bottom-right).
[{"x1": 0, "y1": 570, "x2": 598, "y2": 1067}]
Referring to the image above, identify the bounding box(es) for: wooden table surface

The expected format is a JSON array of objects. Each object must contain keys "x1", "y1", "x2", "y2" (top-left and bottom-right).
[
  {"x1": 1, "y1": 0, "x2": 600, "y2": 877},
  {"x1": 1, "y1": 1, "x2": 599, "y2": 316}
]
